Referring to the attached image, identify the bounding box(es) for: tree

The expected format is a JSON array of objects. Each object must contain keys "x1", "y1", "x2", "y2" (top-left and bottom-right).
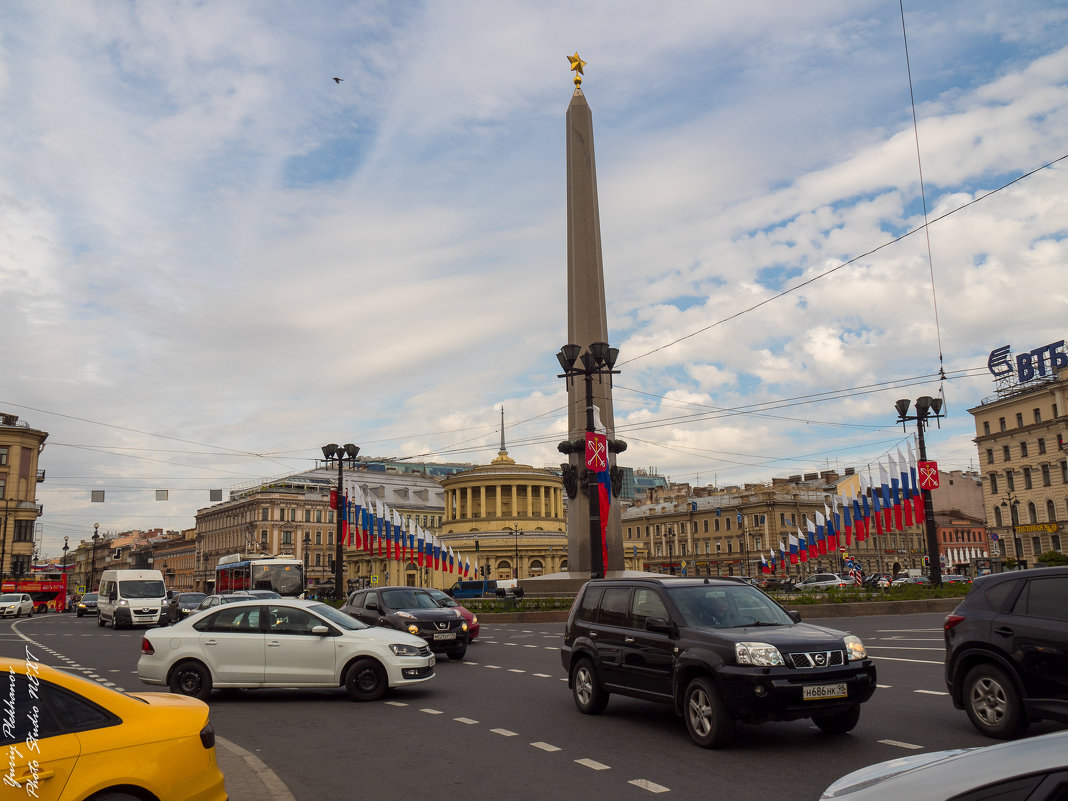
[{"x1": 1036, "y1": 550, "x2": 1068, "y2": 567}]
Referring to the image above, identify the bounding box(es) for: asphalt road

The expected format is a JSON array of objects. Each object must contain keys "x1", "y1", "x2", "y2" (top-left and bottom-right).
[{"x1": 3, "y1": 611, "x2": 1065, "y2": 801}]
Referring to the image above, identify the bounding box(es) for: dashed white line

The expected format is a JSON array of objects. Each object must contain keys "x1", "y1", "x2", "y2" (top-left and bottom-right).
[
  {"x1": 866, "y1": 646, "x2": 943, "y2": 651},
  {"x1": 630, "y1": 779, "x2": 670, "y2": 793},
  {"x1": 385, "y1": 701, "x2": 408, "y2": 707},
  {"x1": 879, "y1": 739, "x2": 923, "y2": 749},
  {"x1": 531, "y1": 742, "x2": 560, "y2": 752},
  {"x1": 491, "y1": 728, "x2": 518, "y2": 737},
  {"x1": 485, "y1": 665, "x2": 502, "y2": 670},
  {"x1": 454, "y1": 717, "x2": 479, "y2": 725},
  {"x1": 533, "y1": 673, "x2": 552, "y2": 678},
  {"x1": 420, "y1": 708, "x2": 444, "y2": 715},
  {"x1": 868, "y1": 656, "x2": 943, "y2": 665},
  {"x1": 576, "y1": 758, "x2": 610, "y2": 770},
  {"x1": 504, "y1": 643, "x2": 518, "y2": 647},
  {"x1": 876, "y1": 684, "x2": 892, "y2": 689},
  {"x1": 914, "y1": 689, "x2": 949, "y2": 696},
  {"x1": 523, "y1": 644, "x2": 539, "y2": 648},
  {"x1": 508, "y1": 669, "x2": 526, "y2": 674}
]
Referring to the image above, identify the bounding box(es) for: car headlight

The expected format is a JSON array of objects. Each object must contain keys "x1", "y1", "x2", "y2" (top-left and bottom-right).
[
  {"x1": 406, "y1": 624, "x2": 420, "y2": 635},
  {"x1": 118, "y1": 599, "x2": 128, "y2": 606},
  {"x1": 735, "y1": 641, "x2": 784, "y2": 667},
  {"x1": 470, "y1": 615, "x2": 478, "y2": 625},
  {"x1": 843, "y1": 634, "x2": 867, "y2": 661},
  {"x1": 396, "y1": 611, "x2": 415, "y2": 619},
  {"x1": 389, "y1": 643, "x2": 424, "y2": 657},
  {"x1": 461, "y1": 621, "x2": 468, "y2": 632}
]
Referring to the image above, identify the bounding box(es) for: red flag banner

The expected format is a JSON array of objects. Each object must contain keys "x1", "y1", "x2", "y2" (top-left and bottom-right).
[{"x1": 918, "y1": 461, "x2": 939, "y2": 490}]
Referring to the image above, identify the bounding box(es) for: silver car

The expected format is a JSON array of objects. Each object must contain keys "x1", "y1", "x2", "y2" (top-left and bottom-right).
[
  {"x1": 797, "y1": 573, "x2": 849, "y2": 591},
  {"x1": 821, "y1": 729, "x2": 1068, "y2": 800},
  {"x1": 0, "y1": 593, "x2": 34, "y2": 617}
]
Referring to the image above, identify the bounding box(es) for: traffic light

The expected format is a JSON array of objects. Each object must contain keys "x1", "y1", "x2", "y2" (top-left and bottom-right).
[
  {"x1": 922, "y1": 556, "x2": 930, "y2": 568},
  {"x1": 475, "y1": 539, "x2": 480, "y2": 552}
]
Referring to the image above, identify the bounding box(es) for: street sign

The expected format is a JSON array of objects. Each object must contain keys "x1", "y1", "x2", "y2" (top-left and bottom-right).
[
  {"x1": 918, "y1": 460, "x2": 939, "y2": 490},
  {"x1": 76, "y1": 585, "x2": 86, "y2": 594},
  {"x1": 371, "y1": 575, "x2": 379, "y2": 585}
]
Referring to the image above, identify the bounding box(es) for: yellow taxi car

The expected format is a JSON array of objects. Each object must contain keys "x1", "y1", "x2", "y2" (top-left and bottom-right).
[{"x1": 1, "y1": 655, "x2": 226, "y2": 801}]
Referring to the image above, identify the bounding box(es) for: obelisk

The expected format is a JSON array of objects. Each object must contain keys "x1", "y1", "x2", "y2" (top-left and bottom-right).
[{"x1": 564, "y1": 53, "x2": 624, "y2": 575}]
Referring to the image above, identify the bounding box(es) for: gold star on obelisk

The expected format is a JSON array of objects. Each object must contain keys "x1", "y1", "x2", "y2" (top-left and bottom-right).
[{"x1": 568, "y1": 52, "x2": 587, "y2": 86}]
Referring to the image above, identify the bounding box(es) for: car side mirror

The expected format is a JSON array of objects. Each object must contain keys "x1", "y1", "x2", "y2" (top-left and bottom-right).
[
  {"x1": 365, "y1": 601, "x2": 378, "y2": 611},
  {"x1": 788, "y1": 610, "x2": 802, "y2": 623},
  {"x1": 445, "y1": 589, "x2": 455, "y2": 597},
  {"x1": 645, "y1": 617, "x2": 671, "y2": 634},
  {"x1": 310, "y1": 625, "x2": 329, "y2": 636},
  {"x1": 109, "y1": 592, "x2": 117, "y2": 602}
]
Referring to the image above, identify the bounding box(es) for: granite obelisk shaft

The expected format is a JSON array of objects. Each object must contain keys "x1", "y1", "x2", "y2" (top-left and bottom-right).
[{"x1": 565, "y1": 87, "x2": 624, "y2": 574}]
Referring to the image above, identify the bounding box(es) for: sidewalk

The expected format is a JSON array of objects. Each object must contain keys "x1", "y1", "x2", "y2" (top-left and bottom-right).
[{"x1": 216, "y1": 736, "x2": 296, "y2": 801}]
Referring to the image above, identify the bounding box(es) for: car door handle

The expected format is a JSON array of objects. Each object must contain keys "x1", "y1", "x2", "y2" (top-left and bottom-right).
[
  {"x1": 204, "y1": 639, "x2": 218, "y2": 646},
  {"x1": 589, "y1": 631, "x2": 597, "y2": 638},
  {"x1": 17, "y1": 770, "x2": 55, "y2": 782},
  {"x1": 267, "y1": 641, "x2": 282, "y2": 647},
  {"x1": 994, "y1": 626, "x2": 1014, "y2": 637},
  {"x1": 624, "y1": 637, "x2": 635, "y2": 644}
]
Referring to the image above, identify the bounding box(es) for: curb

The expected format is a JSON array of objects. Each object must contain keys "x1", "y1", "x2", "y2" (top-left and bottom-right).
[{"x1": 216, "y1": 736, "x2": 296, "y2": 801}]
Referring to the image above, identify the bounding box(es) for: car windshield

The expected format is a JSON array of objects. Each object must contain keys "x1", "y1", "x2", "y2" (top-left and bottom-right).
[
  {"x1": 118, "y1": 579, "x2": 166, "y2": 598},
  {"x1": 179, "y1": 593, "x2": 206, "y2": 605},
  {"x1": 667, "y1": 585, "x2": 794, "y2": 629},
  {"x1": 381, "y1": 589, "x2": 440, "y2": 610},
  {"x1": 309, "y1": 603, "x2": 368, "y2": 630},
  {"x1": 0, "y1": 594, "x2": 20, "y2": 602},
  {"x1": 426, "y1": 590, "x2": 457, "y2": 607},
  {"x1": 82, "y1": 593, "x2": 98, "y2": 601}
]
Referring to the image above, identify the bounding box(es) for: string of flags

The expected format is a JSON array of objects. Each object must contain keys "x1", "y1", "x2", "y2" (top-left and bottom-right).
[
  {"x1": 760, "y1": 437, "x2": 928, "y2": 575},
  {"x1": 331, "y1": 475, "x2": 472, "y2": 578}
]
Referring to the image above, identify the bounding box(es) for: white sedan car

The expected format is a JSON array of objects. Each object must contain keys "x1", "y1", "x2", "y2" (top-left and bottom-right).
[
  {"x1": 0, "y1": 592, "x2": 34, "y2": 617},
  {"x1": 138, "y1": 598, "x2": 435, "y2": 701}
]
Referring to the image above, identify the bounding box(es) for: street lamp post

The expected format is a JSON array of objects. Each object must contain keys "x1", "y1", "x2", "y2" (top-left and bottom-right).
[
  {"x1": 61, "y1": 536, "x2": 69, "y2": 610},
  {"x1": 894, "y1": 395, "x2": 945, "y2": 586},
  {"x1": 999, "y1": 493, "x2": 1021, "y2": 566},
  {"x1": 322, "y1": 443, "x2": 360, "y2": 601},
  {"x1": 556, "y1": 342, "x2": 623, "y2": 579},
  {"x1": 303, "y1": 532, "x2": 311, "y2": 593},
  {"x1": 503, "y1": 525, "x2": 521, "y2": 579},
  {"x1": 89, "y1": 523, "x2": 100, "y2": 591}
]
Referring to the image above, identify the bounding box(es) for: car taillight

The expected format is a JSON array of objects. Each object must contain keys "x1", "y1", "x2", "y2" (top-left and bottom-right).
[
  {"x1": 944, "y1": 614, "x2": 965, "y2": 631},
  {"x1": 140, "y1": 637, "x2": 154, "y2": 655},
  {"x1": 200, "y1": 722, "x2": 215, "y2": 749}
]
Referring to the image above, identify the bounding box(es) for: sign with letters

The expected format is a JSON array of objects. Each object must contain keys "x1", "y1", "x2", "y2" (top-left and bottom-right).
[{"x1": 988, "y1": 339, "x2": 1067, "y2": 383}]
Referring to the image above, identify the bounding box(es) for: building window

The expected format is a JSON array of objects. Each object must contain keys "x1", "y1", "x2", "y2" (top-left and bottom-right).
[
  {"x1": 303, "y1": 510, "x2": 310, "y2": 522},
  {"x1": 999, "y1": 417, "x2": 1006, "y2": 432},
  {"x1": 1016, "y1": 413, "x2": 1024, "y2": 428},
  {"x1": 261, "y1": 508, "x2": 268, "y2": 521},
  {"x1": 1034, "y1": 408, "x2": 1042, "y2": 424},
  {"x1": 281, "y1": 530, "x2": 293, "y2": 545},
  {"x1": 1032, "y1": 536, "x2": 1041, "y2": 554},
  {"x1": 1028, "y1": 502, "x2": 1038, "y2": 524},
  {"x1": 0, "y1": 477, "x2": 5, "y2": 498},
  {"x1": 316, "y1": 510, "x2": 322, "y2": 523},
  {"x1": 990, "y1": 474, "x2": 999, "y2": 494},
  {"x1": 1003, "y1": 445, "x2": 1011, "y2": 461},
  {"x1": 1042, "y1": 464, "x2": 1051, "y2": 487},
  {"x1": 1021, "y1": 442, "x2": 1029, "y2": 458},
  {"x1": 328, "y1": 511, "x2": 334, "y2": 523},
  {"x1": 1047, "y1": 500, "x2": 1056, "y2": 521},
  {"x1": 994, "y1": 506, "x2": 1003, "y2": 526},
  {"x1": 726, "y1": 542, "x2": 733, "y2": 554},
  {"x1": 1052, "y1": 534, "x2": 1061, "y2": 551},
  {"x1": 1024, "y1": 468, "x2": 1033, "y2": 490},
  {"x1": 328, "y1": 533, "x2": 334, "y2": 545},
  {"x1": 726, "y1": 518, "x2": 732, "y2": 531},
  {"x1": 1007, "y1": 472, "x2": 1015, "y2": 492},
  {"x1": 315, "y1": 532, "x2": 321, "y2": 545},
  {"x1": 714, "y1": 519, "x2": 720, "y2": 531},
  {"x1": 703, "y1": 519, "x2": 708, "y2": 532},
  {"x1": 1039, "y1": 438, "x2": 1047, "y2": 454},
  {"x1": 983, "y1": 421, "x2": 990, "y2": 435},
  {"x1": 986, "y1": 449, "x2": 994, "y2": 464},
  {"x1": 315, "y1": 553, "x2": 321, "y2": 566},
  {"x1": 290, "y1": 509, "x2": 297, "y2": 522}
]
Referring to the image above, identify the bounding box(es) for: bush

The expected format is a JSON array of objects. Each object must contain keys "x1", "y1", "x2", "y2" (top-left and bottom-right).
[{"x1": 1037, "y1": 550, "x2": 1068, "y2": 566}]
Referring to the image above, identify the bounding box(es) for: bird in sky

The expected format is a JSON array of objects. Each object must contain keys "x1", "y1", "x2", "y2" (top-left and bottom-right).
[{"x1": 333, "y1": 77, "x2": 343, "y2": 84}]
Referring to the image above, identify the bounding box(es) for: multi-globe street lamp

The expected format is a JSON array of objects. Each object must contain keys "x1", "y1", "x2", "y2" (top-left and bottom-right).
[
  {"x1": 999, "y1": 492, "x2": 1022, "y2": 564},
  {"x1": 322, "y1": 443, "x2": 359, "y2": 600},
  {"x1": 89, "y1": 523, "x2": 100, "y2": 591},
  {"x1": 894, "y1": 395, "x2": 944, "y2": 586},
  {"x1": 556, "y1": 342, "x2": 623, "y2": 579}
]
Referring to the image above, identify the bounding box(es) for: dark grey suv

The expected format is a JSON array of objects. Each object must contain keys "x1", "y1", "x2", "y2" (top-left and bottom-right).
[
  {"x1": 944, "y1": 566, "x2": 1068, "y2": 739},
  {"x1": 561, "y1": 576, "x2": 877, "y2": 748}
]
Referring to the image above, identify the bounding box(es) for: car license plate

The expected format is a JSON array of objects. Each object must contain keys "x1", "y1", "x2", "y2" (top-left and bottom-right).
[
  {"x1": 803, "y1": 683, "x2": 848, "y2": 700},
  {"x1": 428, "y1": 654, "x2": 436, "y2": 666},
  {"x1": 433, "y1": 632, "x2": 456, "y2": 640}
]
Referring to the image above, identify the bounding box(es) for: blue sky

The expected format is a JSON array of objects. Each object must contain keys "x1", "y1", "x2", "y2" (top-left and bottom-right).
[{"x1": 2, "y1": 1, "x2": 1067, "y2": 556}]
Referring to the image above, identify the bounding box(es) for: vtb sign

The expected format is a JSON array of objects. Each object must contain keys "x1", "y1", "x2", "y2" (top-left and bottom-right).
[{"x1": 988, "y1": 339, "x2": 1066, "y2": 383}]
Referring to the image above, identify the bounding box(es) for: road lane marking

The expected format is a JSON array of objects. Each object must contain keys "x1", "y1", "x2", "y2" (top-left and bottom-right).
[
  {"x1": 454, "y1": 717, "x2": 479, "y2": 725},
  {"x1": 915, "y1": 689, "x2": 949, "y2": 695},
  {"x1": 385, "y1": 701, "x2": 408, "y2": 707},
  {"x1": 868, "y1": 656, "x2": 943, "y2": 665},
  {"x1": 544, "y1": 647, "x2": 556, "y2": 650},
  {"x1": 491, "y1": 728, "x2": 518, "y2": 737},
  {"x1": 879, "y1": 739, "x2": 923, "y2": 749},
  {"x1": 865, "y1": 646, "x2": 943, "y2": 651},
  {"x1": 630, "y1": 779, "x2": 670, "y2": 793},
  {"x1": 533, "y1": 673, "x2": 552, "y2": 678},
  {"x1": 576, "y1": 758, "x2": 610, "y2": 770},
  {"x1": 420, "y1": 708, "x2": 444, "y2": 715},
  {"x1": 485, "y1": 665, "x2": 502, "y2": 669},
  {"x1": 531, "y1": 742, "x2": 560, "y2": 752},
  {"x1": 877, "y1": 684, "x2": 892, "y2": 688},
  {"x1": 524, "y1": 644, "x2": 539, "y2": 648},
  {"x1": 464, "y1": 661, "x2": 478, "y2": 665},
  {"x1": 504, "y1": 643, "x2": 518, "y2": 647},
  {"x1": 508, "y1": 669, "x2": 525, "y2": 673}
]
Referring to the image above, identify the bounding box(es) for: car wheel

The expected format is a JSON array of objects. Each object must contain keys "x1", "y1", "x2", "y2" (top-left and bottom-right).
[
  {"x1": 571, "y1": 657, "x2": 609, "y2": 715},
  {"x1": 344, "y1": 658, "x2": 387, "y2": 702},
  {"x1": 169, "y1": 660, "x2": 213, "y2": 701},
  {"x1": 683, "y1": 676, "x2": 734, "y2": 748},
  {"x1": 97, "y1": 615, "x2": 106, "y2": 627},
  {"x1": 964, "y1": 663, "x2": 1027, "y2": 739},
  {"x1": 813, "y1": 704, "x2": 861, "y2": 734},
  {"x1": 447, "y1": 643, "x2": 468, "y2": 661},
  {"x1": 37, "y1": 604, "x2": 46, "y2": 614},
  {"x1": 86, "y1": 791, "x2": 143, "y2": 801},
  {"x1": 76, "y1": 611, "x2": 84, "y2": 618}
]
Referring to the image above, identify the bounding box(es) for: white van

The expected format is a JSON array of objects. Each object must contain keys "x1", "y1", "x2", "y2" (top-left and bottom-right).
[{"x1": 97, "y1": 569, "x2": 167, "y2": 629}]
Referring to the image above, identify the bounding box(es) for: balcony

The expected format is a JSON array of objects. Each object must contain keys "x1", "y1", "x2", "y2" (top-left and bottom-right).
[
  {"x1": 36, "y1": 469, "x2": 45, "y2": 482},
  {"x1": 36, "y1": 503, "x2": 44, "y2": 517}
]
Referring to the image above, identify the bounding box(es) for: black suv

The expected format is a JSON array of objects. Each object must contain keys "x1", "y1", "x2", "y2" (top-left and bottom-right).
[
  {"x1": 342, "y1": 586, "x2": 469, "y2": 660},
  {"x1": 944, "y1": 566, "x2": 1068, "y2": 739},
  {"x1": 561, "y1": 576, "x2": 877, "y2": 748}
]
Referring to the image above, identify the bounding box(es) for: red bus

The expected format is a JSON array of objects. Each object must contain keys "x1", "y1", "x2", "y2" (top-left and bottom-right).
[
  {"x1": 2, "y1": 573, "x2": 68, "y2": 613},
  {"x1": 215, "y1": 554, "x2": 304, "y2": 597}
]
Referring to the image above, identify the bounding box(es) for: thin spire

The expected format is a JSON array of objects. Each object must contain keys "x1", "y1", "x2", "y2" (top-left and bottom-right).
[{"x1": 500, "y1": 406, "x2": 506, "y2": 452}]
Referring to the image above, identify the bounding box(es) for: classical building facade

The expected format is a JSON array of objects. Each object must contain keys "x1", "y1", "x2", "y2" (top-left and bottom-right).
[
  {"x1": 439, "y1": 444, "x2": 577, "y2": 580},
  {"x1": 969, "y1": 366, "x2": 1068, "y2": 566},
  {"x1": 0, "y1": 412, "x2": 47, "y2": 581}
]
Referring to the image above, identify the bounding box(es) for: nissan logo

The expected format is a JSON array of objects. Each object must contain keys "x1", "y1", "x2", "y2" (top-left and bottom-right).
[
  {"x1": 436, "y1": 621, "x2": 448, "y2": 630},
  {"x1": 814, "y1": 653, "x2": 827, "y2": 666}
]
